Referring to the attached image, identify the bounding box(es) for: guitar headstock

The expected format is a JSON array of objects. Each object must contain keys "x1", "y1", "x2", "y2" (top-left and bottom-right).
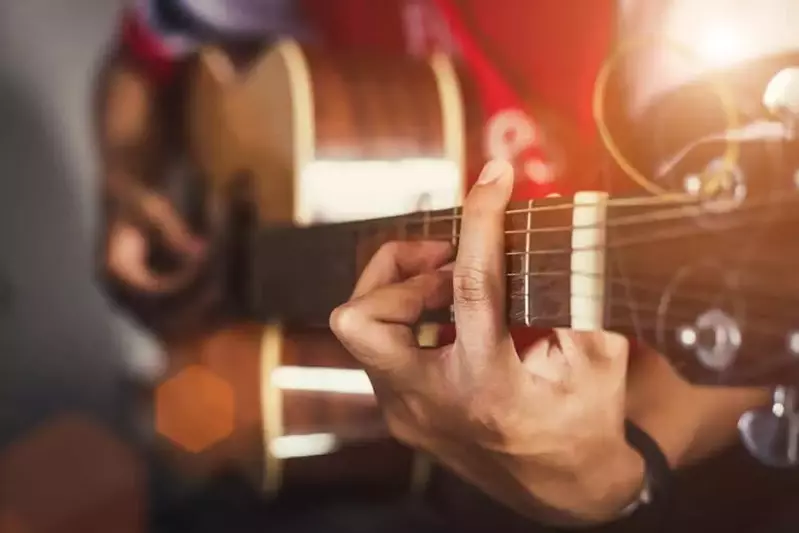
[
  {"x1": 620, "y1": 65, "x2": 799, "y2": 388},
  {"x1": 602, "y1": 84, "x2": 799, "y2": 389},
  {"x1": 609, "y1": 189, "x2": 799, "y2": 388}
]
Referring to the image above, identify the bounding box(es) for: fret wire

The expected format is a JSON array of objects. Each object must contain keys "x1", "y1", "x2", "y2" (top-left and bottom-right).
[
  {"x1": 522, "y1": 199, "x2": 533, "y2": 326},
  {"x1": 397, "y1": 216, "x2": 407, "y2": 240},
  {"x1": 450, "y1": 206, "x2": 460, "y2": 322},
  {"x1": 451, "y1": 207, "x2": 460, "y2": 246}
]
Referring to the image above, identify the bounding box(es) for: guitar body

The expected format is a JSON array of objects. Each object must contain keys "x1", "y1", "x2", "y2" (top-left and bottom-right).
[
  {"x1": 159, "y1": 40, "x2": 483, "y2": 500},
  {"x1": 188, "y1": 39, "x2": 483, "y2": 229},
  {"x1": 155, "y1": 325, "x2": 440, "y2": 501}
]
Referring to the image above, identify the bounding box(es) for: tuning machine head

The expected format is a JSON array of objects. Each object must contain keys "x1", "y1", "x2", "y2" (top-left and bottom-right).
[
  {"x1": 676, "y1": 308, "x2": 742, "y2": 372},
  {"x1": 739, "y1": 386, "x2": 799, "y2": 467},
  {"x1": 682, "y1": 157, "x2": 747, "y2": 215},
  {"x1": 764, "y1": 67, "x2": 799, "y2": 138}
]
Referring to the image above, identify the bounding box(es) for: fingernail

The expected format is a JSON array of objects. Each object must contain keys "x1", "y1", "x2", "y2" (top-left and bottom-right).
[{"x1": 477, "y1": 159, "x2": 511, "y2": 185}]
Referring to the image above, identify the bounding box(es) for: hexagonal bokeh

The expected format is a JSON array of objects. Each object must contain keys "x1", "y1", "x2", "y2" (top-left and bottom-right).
[
  {"x1": 0, "y1": 413, "x2": 144, "y2": 533},
  {"x1": 155, "y1": 364, "x2": 235, "y2": 453},
  {"x1": 0, "y1": 508, "x2": 26, "y2": 533}
]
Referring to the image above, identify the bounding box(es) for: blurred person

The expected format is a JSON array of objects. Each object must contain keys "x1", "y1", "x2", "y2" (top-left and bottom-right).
[{"x1": 94, "y1": 1, "x2": 787, "y2": 532}]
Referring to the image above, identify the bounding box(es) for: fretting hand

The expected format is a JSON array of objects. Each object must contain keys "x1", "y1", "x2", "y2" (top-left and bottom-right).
[{"x1": 330, "y1": 160, "x2": 645, "y2": 526}]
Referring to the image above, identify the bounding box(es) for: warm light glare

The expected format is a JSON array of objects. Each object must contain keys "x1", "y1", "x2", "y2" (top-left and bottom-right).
[
  {"x1": 271, "y1": 366, "x2": 374, "y2": 395},
  {"x1": 0, "y1": 415, "x2": 143, "y2": 533},
  {"x1": 695, "y1": 25, "x2": 747, "y2": 67},
  {"x1": 763, "y1": 67, "x2": 799, "y2": 116},
  {"x1": 269, "y1": 433, "x2": 339, "y2": 459}
]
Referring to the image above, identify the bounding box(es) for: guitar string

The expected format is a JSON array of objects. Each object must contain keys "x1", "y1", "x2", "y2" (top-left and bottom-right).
[
  {"x1": 473, "y1": 295, "x2": 788, "y2": 342},
  {"x1": 402, "y1": 194, "x2": 695, "y2": 226},
  {"x1": 356, "y1": 210, "x2": 794, "y2": 316},
  {"x1": 367, "y1": 191, "x2": 795, "y2": 242},
  {"x1": 510, "y1": 277, "x2": 793, "y2": 328},
  {"x1": 332, "y1": 193, "x2": 794, "y2": 368},
  {"x1": 501, "y1": 275, "x2": 790, "y2": 336},
  {"x1": 365, "y1": 195, "x2": 797, "y2": 256},
  {"x1": 353, "y1": 206, "x2": 794, "y2": 310},
  {"x1": 344, "y1": 194, "x2": 694, "y2": 235},
  {"x1": 437, "y1": 293, "x2": 796, "y2": 383},
  {"x1": 509, "y1": 271, "x2": 783, "y2": 307}
]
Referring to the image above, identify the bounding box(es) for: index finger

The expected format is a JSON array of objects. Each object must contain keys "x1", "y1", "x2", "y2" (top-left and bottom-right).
[
  {"x1": 352, "y1": 240, "x2": 453, "y2": 299},
  {"x1": 453, "y1": 160, "x2": 514, "y2": 355}
]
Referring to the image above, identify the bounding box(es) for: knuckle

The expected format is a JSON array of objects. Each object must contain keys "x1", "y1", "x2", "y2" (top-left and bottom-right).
[
  {"x1": 328, "y1": 303, "x2": 363, "y2": 338},
  {"x1": 381, "y1": 240, "x2": 402, "y2": 254},
  {"x1": 452, "y1": 267, "x2": 491, "y2": 305},
  {"x1": 374, "y1": 241, "x2": 400, "y2": 261},
  {"x1": 385, "y1": 415, "x2": 422, "y2": 448}
]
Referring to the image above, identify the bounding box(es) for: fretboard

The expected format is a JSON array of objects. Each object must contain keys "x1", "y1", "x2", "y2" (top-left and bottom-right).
[
  {"x1": 248, "y1": 193, "x2": 692, "y2": 330},
  {"x1": 247, "y1": 190, "x2": 799, "y2": 386}
]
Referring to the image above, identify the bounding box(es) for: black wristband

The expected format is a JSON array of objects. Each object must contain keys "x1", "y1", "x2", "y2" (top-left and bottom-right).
[
  {"x1": 616, "y1": 419, "x2": 673, "y2": 532},
  {"x1": 548, "y1": 420, "x2": 672, "y2": 533}
]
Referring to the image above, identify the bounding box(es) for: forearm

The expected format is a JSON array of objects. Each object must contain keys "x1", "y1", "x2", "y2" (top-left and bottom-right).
[{"x1": 625, "y1": 345, "x2": 771, "y2": 469}]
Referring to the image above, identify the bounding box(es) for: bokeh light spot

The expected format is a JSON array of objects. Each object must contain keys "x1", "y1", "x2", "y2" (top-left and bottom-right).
[
  {"x1": 0, "y1": 414, "x2": 144, "y2": 533},
  {"x1": 0, "y1": 509, "x2": 27, "y2": 533},
  {"x1": 155, "y1": 365, "x2": 235, "y2": 453}
]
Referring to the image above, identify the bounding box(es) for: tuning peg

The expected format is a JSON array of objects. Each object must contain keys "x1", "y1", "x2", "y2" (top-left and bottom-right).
[
  {"x1": 764, "y1": 67, "x2": 799, "y2": 138},
  {"x1": 738, "y1": 386, "x2": 799, "y2": 467},
  {"x1": 682, "y1": 157, "x2": 747, "y2": 214},
  {"x1": 676, "y1": 309, "x2": 741, "y2": 371}
]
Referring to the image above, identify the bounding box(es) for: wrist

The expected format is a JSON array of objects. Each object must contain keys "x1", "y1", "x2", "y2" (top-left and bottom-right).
[
  {"x1": 582, "y1": 441, "x2": 647, "y2": 521},
  {"x1": 571, "y1": 440, "x2": 647, "y2": 525},
  {"x1": 523, "y1": 438, "x2": 647, "y2": 527}
]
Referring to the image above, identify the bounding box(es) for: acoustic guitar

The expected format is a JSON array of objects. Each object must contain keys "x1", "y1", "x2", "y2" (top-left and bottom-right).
[
  {"x1": 189, "y1": 40, "x2": 799, "y2": 389},
  {"x1": 162, "y1": 38, "x2": 799, "y2": 512}
]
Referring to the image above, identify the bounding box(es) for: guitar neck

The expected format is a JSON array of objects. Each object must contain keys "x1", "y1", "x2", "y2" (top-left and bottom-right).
[
  {"x1": 248, "y1": 192, "x2": 680, "y2": 327},
  {"x1": 248, "y1": 190, "x2": 799, "y2": 386}
]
